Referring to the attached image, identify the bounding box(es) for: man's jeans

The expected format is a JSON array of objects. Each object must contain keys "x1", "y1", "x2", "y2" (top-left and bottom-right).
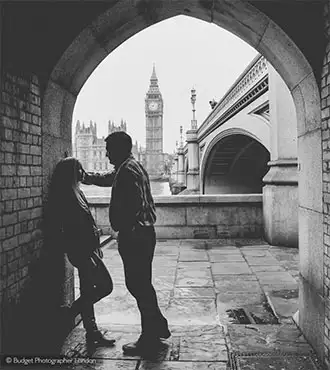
[{"x1": 118, "y1": 224, "x2": 169, "y2": 338}]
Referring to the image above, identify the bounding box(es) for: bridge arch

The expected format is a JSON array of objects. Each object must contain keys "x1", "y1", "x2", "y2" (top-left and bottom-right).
[
  {"x1": 200, "y1": 128, "x2": 270, "y2": 194},
  {"x1": 41, "y1": 0, "x2": 322, "y2": 360}
]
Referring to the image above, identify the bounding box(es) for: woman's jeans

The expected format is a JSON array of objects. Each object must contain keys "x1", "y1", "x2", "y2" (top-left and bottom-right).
[
  {"x1": 118, "y1": 224, "x2": 169, "y2": 338},
  {"x1": 68, "y1": 251, "x2": 113, "y2": 332}
]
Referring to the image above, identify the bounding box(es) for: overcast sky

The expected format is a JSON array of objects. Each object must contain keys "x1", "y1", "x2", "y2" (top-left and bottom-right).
[{"x1": 73, "y1": 15, "x2": 258, "y2": 153}]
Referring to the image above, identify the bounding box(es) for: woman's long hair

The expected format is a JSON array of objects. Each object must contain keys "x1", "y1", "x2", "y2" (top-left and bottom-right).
[{"x1": 45, "y1": 157, "x2": 89, "y2": 233}]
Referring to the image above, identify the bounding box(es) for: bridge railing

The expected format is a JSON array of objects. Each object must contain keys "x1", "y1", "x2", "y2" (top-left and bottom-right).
[
  {"x1": 88, "y1": 194, "x2": 263, "y2": 240},
  {"x1": 198, "y1": 54, "x2": 268, "y2": 136}
]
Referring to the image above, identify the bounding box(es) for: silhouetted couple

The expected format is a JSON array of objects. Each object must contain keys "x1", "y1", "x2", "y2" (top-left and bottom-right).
[{"x1": 47, "y1": 132, "x2": 170, "y2": 356}]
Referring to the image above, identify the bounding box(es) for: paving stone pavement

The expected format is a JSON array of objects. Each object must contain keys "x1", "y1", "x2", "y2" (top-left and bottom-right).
[{"x1": 62, "y1": 239, "x2": 324, "y2": 369}]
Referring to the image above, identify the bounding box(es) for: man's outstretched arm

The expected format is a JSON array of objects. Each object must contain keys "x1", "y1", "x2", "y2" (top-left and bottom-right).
[{"x1": 82, "y1": 170, "x2": 116, "y2": 187}]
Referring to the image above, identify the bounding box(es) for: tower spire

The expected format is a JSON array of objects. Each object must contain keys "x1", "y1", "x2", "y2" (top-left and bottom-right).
[
  {"x1": 148, "y1": 64, "x2": 161, "y2": 94},
  {"x1": 151, "y1": 63, "x2": 157, "y2": 81}
]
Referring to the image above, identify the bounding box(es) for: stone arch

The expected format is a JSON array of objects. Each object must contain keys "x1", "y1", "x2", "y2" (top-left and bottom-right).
[
  {"x1": 200, "y1": 127, "x2": 267, "y2": 190},
  {"x1": 41, "y1": 0, "x2": 322, "y2": 358},
  {"x1": 200, "y1": 128, "x2": 270, "y2": 194},
  {"x1": 42, "y1": 0, "x2": 320, "y2": 186}
]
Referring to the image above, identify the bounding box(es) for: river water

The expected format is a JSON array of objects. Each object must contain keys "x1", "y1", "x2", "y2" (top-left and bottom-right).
[{"x1": 81, "y1": 180, "x2": 171, "y2": 197}]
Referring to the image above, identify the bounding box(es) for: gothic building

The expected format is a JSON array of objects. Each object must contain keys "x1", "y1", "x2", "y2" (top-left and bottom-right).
[{"x1": 73, "y1": 119, "x2": 142, "y2": 172}]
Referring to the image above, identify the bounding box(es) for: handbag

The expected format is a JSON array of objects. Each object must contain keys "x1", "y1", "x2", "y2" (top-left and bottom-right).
[
  {"x1": 92, "y1": 226, "x2": 103, "y2": 259},
  {"x1": 89, "y1": 251, "x2": 113, "y2": 292}
]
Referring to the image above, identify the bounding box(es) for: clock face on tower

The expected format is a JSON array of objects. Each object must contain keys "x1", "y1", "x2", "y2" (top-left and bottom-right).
[{"x1": 148, "y1": 101, "x2": 159, "y2": 111}]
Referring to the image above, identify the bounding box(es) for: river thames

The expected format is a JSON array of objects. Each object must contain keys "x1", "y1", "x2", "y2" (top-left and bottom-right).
[{"x1": 81, "y1": 180, "x2": 171, "y2": 197}]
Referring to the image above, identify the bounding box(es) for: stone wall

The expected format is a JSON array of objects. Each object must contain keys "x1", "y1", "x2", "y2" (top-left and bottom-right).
[
  {"x1": 88, "y1": 195, "x2": 263, "y2": 240},
  {"x1": 322, "y1": 1, "x2": 330, "y2": 367},
  {"x1": 0, "y1": 70, "x2": 44, "y2": 352}
]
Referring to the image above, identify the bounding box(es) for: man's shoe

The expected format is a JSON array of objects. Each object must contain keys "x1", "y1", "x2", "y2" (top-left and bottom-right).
[
  {"x1": 86, "y1": 330, "x2": 116, "y2": 347},
  {"x1": 122, "y1": 335, "x2": 162, "y2": 355}
]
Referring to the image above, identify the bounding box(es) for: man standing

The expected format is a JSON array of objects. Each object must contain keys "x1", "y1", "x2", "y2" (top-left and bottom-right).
[{"x1": 83, "y1": 131, "x2": 170, "y2": 355}]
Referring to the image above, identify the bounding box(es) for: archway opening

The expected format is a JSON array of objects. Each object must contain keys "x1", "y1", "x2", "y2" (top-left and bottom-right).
[{"x1": 203, "y1": 134, "x2": 270, "y2": 194}]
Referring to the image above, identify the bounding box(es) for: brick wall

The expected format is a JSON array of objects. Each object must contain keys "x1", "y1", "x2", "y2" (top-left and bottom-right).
[
  {"x1": 322, "y1": 1, "x2": 330, "y2": 368},
  {"x1": 0, "y1": 70, "x2": 43, "y2": 352}
]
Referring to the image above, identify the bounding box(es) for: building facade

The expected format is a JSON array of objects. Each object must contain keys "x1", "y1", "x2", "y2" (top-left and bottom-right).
[{"x1": 73, "y1": 119, "x2": 141, "y2": 172}]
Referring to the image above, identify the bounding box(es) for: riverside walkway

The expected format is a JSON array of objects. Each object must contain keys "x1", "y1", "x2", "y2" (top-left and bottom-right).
[{"x1": 61, "y1": 239, "x2": 323, "y2": 369}]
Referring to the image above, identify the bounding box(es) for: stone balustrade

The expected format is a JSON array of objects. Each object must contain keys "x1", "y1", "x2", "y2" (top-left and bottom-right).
[{"x1": 88, "y1": 194, "x2": 263, "y2": 239}]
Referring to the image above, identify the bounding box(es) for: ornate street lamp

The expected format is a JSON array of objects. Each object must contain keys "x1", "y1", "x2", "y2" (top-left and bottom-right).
[
  {"x1": 179, "y1": 125, "x2": 184, "y2": 148},
  {"x1": 190, "y1": 87, "x2": 197, "y2": 130}
]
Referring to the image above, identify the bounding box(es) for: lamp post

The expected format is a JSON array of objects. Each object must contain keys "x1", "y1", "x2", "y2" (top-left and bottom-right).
[
  {"x1": 179, "y1": 125, "x2": 184, "y2": 148},
  {"x1": 185, "y1": 87, "x2": 200, "y2": 193},
  {"x1": 177, "y1": 125, "x2": 185, "y2": 185},
  {"x1": 191, "y1": 87, "x2": 197, "y2": 130}
]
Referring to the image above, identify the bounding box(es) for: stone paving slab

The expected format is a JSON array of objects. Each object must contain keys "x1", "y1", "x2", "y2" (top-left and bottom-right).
[
  {"x1": 179, "y1": 250, "x2": 209, "y2": 261},
  {"x1": 179, "y1": 334, "x2": 227, "y2": 361},
  {"x1": 165, "y1": 298, "x2": 217, "y2": 325},
  {"x1": 173, "y1": 287, "x2": 216, "y2": 299},
  {"x1": 209, "y1": 253, "x2": 245, "y2": 262},
  {"x1": 269, "y1": 250, "x2": 299, "y2": 262},
  {"x1": 262, "y1": 283, "x2": 299, "y2": 293},
  {"x1": 177, "y1": 261, "x2": 210, "y2": 269},
  {"x1": 238, "y1": 244, "x2": 269, "y2": 249},
  {"x1": 212, "y1": 262, "x2": 253, "y2": 275},
  {"x1": 214, "y1": 275, "x2": 261, "y2": 294},
  {"x1": 179, "y1": 240, "x2": 207, "y2": 247},
  {"x1": 269, "y1": 246, "x2": 299, "y2": 255},
  {"x1": 169, "y1": 324, "x2": 223, "y2": 336},
  {"x1": 240, "y1": 250, "x2": 274, "y2": 257},
  {"x1": 95, "y1": 286, "x2": 137, "y2": 313},
  {"x1": 175, "y1": 268, "x2": 213, "y2": 287},
  {"x1": 244, "y1": 256, "x2": 281, "y2": 265},
  {"x1": 207, "y1": 247, "x2": 241, "y2": 254},
  {"x1": 255, "y1": 271, "x2": 298, "y2": 285},
  {"x1": 250, "y1": 265, "x2": 286, "y2": 273},
  {"x1": 217, "y1": 292, "x2": 269, "y2": 325},
  {"x1": 228, "y1": 324, "x2": 314, "y2": 354},
  {"x1": 108, "y1": 275, "x2": 127, "y2": 286},
  {"x1": 153, "y1": 278, "x2": 177, "y2": 291},
  {"x1": 157, "y1": 240, "x2": 183, "y2": 246},
  {"x1": 234, "y1": 354, "x2": 321, "y2": 370},
  {"x1": 154, "y1": 246, "x2": 180, "y2": 256},
  {"x1": 153, "y1": 255, "x2": 179, "y2": 263},
  {"x1": 280, "y1": 260, "x2": 300, "y2": 271},
  {"x1": 205, "y1": 239, "x2": 237, "y2": 247},
  {"x1": 265, "y1": 289, "x2": 299, "y2": 323}
]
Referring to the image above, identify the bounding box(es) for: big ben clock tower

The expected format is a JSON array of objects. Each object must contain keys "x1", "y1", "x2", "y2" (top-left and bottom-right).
[{"x1": 145, "y1": 65, "x2": 164, "y2": 178}]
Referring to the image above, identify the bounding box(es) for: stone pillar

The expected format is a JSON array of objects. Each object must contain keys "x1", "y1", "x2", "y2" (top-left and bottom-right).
[
  {"x1": 186, "y1": 129, "x2": 200, "y2": 193},
  {"x1": 170, "y1": 151, "x2": 186, "y2": 195},
  {"x1": 177, "y1": 147, "x2": 185, "y2": 185},
  {"x1": 263, "y1": 64, "x2": 298, "y2": 247},
  {"x1": 172, "y1": 154, "x2": 178, "y2": 183}
]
